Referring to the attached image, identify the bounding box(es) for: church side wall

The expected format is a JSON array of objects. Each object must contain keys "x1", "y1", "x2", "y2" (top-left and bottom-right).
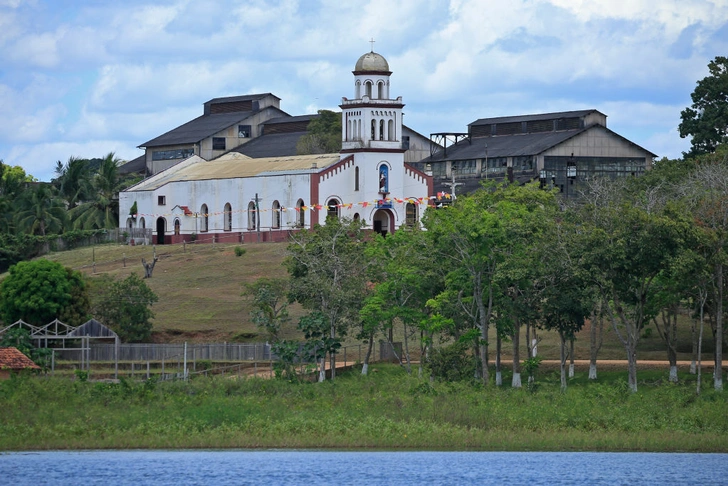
[{"x1": 120, "y1": 173, "x2": 312, "y2": 245}]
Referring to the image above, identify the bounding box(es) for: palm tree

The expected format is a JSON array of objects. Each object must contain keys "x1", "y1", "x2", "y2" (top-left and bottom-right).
[
  {"x1": 70, "y1": 152, "x2": 123, "y2": 229},
  {"x1": 53, "y1": 156, "x2": 91, "y2": 210},
  {"x1": 14, "y1": 183, "x2": 67, "y2": 236}
]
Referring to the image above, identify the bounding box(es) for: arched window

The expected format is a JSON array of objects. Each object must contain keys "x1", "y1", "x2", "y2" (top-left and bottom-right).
[
  {"x1": 355, "y1": 80, "x2": 361, "y2": 99},
  {"x1": 200, "y1": 204, "x2": 209, "y2": 232},
  {"x1": 126, "y1": 218, "x2": 133, "y2": 230},
  {"x1": 377, "y1": 81, "x2": 384, "y2": 99},
  {"x1": 297, "y1": 199, "x2": 305, "y2": 227},
  {"x1": 355, "y1": 166, "x2": 360, "y2": 191},
  {"x1": 371, "y1": 119, "x2": 376, "y2": 140},
  {"x1": 327, "y1": 199, "x2": 340, "y2": 220},
  {"x1": 365, "y1": 81, "x2": 372, "y2": 98},
  {"x1": 247, "y1": 201, "x2": 256, "y2": 230},
  {"x1": 224, "y1": 203, "x2": 232, "y2": 231},
  {"x1": 380, "y1": 119, "x2": 385, "y2": 141},
  {"x1": 174, "y1": 218, "x2": 181, "y2": 235},
  {"x1": 272, "y1": 200, "x2": 281, "y2": 229},
  {"x1": 406, "y1": 203, "x2": 417, "y2": 227},
  {"x1": 388, "y1": 119, "x2": 395, "y2": 141},
  {"x1": 140, "y1": 217, "x2": 145, "y2": 229}
]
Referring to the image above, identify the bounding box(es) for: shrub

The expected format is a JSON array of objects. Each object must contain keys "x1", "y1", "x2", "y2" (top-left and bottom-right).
[
  {"x1": 234, "y1": 246, "x2": 246, "y2": 257},
  {"x1": 426, "y1": 341, "x2": 475, "y2": 382}
]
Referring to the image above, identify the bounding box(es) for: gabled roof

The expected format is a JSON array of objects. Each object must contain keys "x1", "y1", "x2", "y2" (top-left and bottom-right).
[
  {"x1": 119, "y1": 154, "x2": 146, "y2": 175},
  {"x1": 233, "y1": 132, "x2": 307, "y2": 158},
  {"x1": 426, "y1": 124, "x2": 656, "y2": 162},
  {"x1": 469, "y1": 109, "x2": 603, "y2": 126},
  {"x1": 264, "y1": 114, "x2": 317, "y2": 125},
  {"x1": 205, "y1": 93, "x2": 278, "y2": 105},
  {"x1": 0, "y1": 347, "x2": 39, "y2": 370},
  {"x1": 68, "y1": 319, "x2": 118, "y2": 339},
  {"x1": 139, "y1": 106, "x2": 289, "y2": 148}
]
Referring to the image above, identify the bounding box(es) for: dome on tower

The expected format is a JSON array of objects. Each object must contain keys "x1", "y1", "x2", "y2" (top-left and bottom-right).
[{"x1": 354, "y1": 51, "x2": 390, "y2": 72}]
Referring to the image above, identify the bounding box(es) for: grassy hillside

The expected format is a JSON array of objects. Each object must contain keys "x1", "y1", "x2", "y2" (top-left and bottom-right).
[
  {"x1": 4, "y1": 240, "x2": 714, "y2": 364},
  {"x1": 40, "y1": 241, "x2": 302, "y2": 343}
]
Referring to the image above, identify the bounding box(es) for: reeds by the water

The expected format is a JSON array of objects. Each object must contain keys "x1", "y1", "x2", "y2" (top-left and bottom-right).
[{"x1": 1, "y1": 365, "x2": 726, "y2": 451}]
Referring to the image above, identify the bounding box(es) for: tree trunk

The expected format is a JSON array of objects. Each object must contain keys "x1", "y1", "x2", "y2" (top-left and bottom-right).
[
  {"x1": 698, "y1": 297, "x2": 705, "y2": 395},
  {"x1": 362, "y1": 333, "x2": 374, "y2": 375},
  {"x1": 318, "y1": 356, "x2": 325, "y2": 382},
  {"x1": 589, "y1": 307, "x2": 603, "y2": 380},
  {"x1": 569, "y1": 339, "x2": 575, "y2": 378},
  {"x1": 559, "y1": 333, "x2": 567, "y2": 392},
  {"x1": 512, "y1": 321, "x2": 521, "y2": 388},
  {"x1": 690, "y1": 316, "x2": 698, "y2": 375},
  {"x1": 495, "y1": 333, "x2": 502, "y2": 386},
  {"x1": 715, "y1": 261, "x2": 723, "y2": 391},
  {"x1": 627, "y1": 342, "x2": 638, "y2": 393},
  {"x1": 403, "y1": 321, "x2": 412, "y2": 374}
]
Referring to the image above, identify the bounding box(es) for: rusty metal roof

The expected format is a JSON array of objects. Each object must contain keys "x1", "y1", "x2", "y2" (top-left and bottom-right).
[{"x1": 128, "y1": 152, "x2": 340, "y2": 191}]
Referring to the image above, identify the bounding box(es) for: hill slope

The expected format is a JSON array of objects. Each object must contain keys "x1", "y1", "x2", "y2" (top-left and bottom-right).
[{"x1": 42, "y1": 241, "x2": 299, "y2": 343}]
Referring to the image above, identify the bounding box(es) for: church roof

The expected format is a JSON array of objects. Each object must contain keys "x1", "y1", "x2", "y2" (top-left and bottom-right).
[
  {"x1": 127, "y1": 152, "x2": 341, "y2": 191},
  {"x1": 354, "y1": 51, "x2": 390, "y2": 73}
]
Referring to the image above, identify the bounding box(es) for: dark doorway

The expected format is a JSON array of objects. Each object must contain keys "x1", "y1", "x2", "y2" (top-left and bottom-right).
[{"x1": 156, "y1": 217, "x2": 166, "y2": 245}]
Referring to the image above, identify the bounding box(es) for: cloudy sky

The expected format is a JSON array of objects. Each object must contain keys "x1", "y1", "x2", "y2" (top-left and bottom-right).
[{"x1": 1, "y1": 0, "x2": 727, "y2": 182}]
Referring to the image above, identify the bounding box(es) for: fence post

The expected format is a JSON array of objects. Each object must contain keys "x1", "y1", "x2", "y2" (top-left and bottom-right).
[
  {"x1": 162, "y1": 357, "x2": 165, "y2": 379},
  {"x1": 147, "y1": 361, "x2": 150, "y2": 380},
  {"x1": 183, "y1": 342, "x2": 188, "y2": 380},
  {"x1": 123, "y1": 253, "x2": 126, "y2": 268},
  {"x1": 131, "y1": 362, "x2": 134, "y2": 379}
]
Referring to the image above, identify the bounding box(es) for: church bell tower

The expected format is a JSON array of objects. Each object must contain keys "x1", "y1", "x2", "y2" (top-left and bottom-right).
[{"x1": 340, "y1": 50, "x2": 405, "y2": 153}]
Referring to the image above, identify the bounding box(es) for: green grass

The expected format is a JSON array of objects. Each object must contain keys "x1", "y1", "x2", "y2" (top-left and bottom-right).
[{"x1": 1, "y1": 365, "x2": 726, "y2": 451}]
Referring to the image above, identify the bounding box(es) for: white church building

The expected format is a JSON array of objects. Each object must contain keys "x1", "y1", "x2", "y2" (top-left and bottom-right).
[{"x1": 119, "y1": 51, "x2": 433, "y2": 245}]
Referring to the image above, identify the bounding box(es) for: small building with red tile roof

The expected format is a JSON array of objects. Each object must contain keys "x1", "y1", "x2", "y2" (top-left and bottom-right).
[{"x1": 0, "y1": 347, "x2": 40, "y2": 379}]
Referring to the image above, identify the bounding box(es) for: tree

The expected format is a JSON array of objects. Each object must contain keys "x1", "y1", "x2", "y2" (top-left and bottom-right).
[
  {"x1": 583, "y1": 203, "x2": 692, "y2": 392},
  {"x1": 69, "y1": 152, "x2": 123, "y2": 229},
  {"x1": 679, "y1": 56, "x2": 728, "y2": 157},
  {"x1": 14, "y1": 183, "x2": 66, "y2": 237},
  {"x1": 52, "y1": 156, "x2": 91, "y2": 210},
  {"x1": 244, "y1": 277, "x2": 290, "y2": 341},
  {"x1": 285, "y1": 217, "x2": 371, "y2": 381},
  {"x1": 296, "y1": 110, "x2": 342, "y2": 154},
  {"x1": 681, "y1": 153, "x2": 728, "y2": 390},
  {"x1": 93, "y1": 273, "x2": 158, "y2": 342},
  {"x1": 0, "y1": 259, "x2": 89, "y2": 326},
  {"x1": 362, "y1": 228, "x2": 442, "y2": 375}
]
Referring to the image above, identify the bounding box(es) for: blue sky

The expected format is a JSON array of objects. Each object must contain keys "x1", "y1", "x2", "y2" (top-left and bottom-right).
[{"x1": 1, "y1": 0, "x2": 727, "y2": 182}]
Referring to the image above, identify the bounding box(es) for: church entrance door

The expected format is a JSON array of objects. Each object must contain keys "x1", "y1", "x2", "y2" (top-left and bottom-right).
[{"x1": 372, "y1": 209, "x2": 392, "y2": 236}]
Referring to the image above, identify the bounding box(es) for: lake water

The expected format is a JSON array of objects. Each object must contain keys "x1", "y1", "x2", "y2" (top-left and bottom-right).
[{"x1": 0, "y1": 450, "x2": 726, "y2": 485}]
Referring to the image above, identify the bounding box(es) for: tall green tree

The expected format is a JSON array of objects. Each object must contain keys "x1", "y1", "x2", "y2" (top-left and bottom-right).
[
  {"x1": 243, "y1": 277, "x2": 290, "y2": 341},
  {"x1": 285, "y1": 217, "x2": 371, "y2": 381},
  {"x1": 14, "y1": 183, "x2": 67, "y2": 236},
  {"x1": 362, "y1": 227, "x2": 443, "y2": 374},
  {"x1": 52, "y1": 156, "x2": 91, "y2": 210},
  {"x1": 70, "y1": 152, "x2": 123, "y2": 229},
  {"x1": 679, "y1": 56, "x2": 728, "y2": 157},
  {"x1": 682, "y1": 151, "x2": 728, "y2": 390},
  {"x1": 93, "y1": 273, "x2": 158, "y2": 342},
  {"x1": 296, "y1": 110, "x2": 342, "y2": 154},
  {"x1": 0, "y1": 259, "x2": 89, "y2": 326},
  {"x1": 582, "y1": 203, "x2": 692, "y2": 392}
]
